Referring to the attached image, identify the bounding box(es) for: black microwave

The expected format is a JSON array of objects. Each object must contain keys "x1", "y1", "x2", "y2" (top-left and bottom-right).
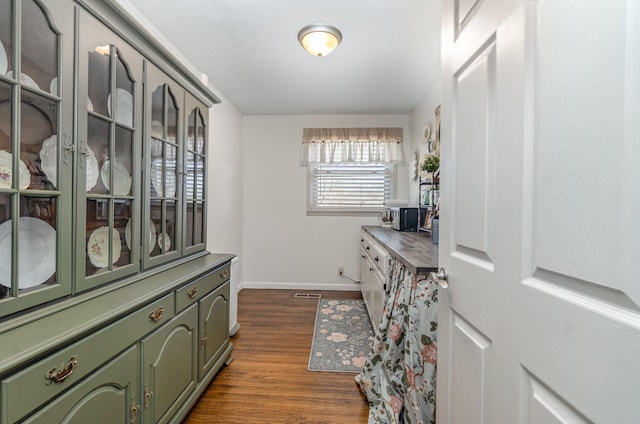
[{"x1": 390, "y1": 207, "x2": 419, "y2": 232}]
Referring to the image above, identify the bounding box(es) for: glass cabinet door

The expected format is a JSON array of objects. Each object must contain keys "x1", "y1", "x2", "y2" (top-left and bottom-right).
[
  {"x1": 183, "y1": 95, "x2": 208, "y2": 255},
  {"x1": 143, "y1": 63, "x2": 183, "y2": 269},
  {"x1": 75, "y1": 11, "x2": 142, "y2": 292},
  {"x1": 0, "y1": 0, "x2": 73, "y2": 318}
]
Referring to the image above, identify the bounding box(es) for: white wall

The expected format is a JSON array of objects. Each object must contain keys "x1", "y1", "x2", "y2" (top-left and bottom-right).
[
  {"x1": 207, "y1": 92, "x2": 243, "y2": 332},
  {"x1": 242, "y1": 115, "x2": 410, "y2": 290},
  {"x1": 408, "y1": 80, "x2": 443, "y2": 205}
]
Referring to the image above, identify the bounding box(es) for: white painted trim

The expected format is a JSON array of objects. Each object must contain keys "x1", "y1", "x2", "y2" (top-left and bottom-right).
[
  {"x1": 229, "y1": 323, "x2": 241, "y2": 337},
  {"x1": 239, "y1": 281, "x2": 360, "y2": 292}
]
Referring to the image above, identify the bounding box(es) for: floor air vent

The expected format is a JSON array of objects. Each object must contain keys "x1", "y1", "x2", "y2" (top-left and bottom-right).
[{"x1": 293, "y1": 293, "x2": 322, "y2": 299}]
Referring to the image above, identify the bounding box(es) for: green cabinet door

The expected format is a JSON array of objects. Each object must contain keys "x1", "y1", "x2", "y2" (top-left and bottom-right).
[
  {"x1": 142, "y1": 303, "x2": 198, "y2": 424},
  {"x1": 199, "y1": 281, "x2": 230, "y2": 380},
  {"x1": 22, "y1": 345, "x2": 139, "y2": 424},
  {"x1": 182, "y1": 94, "x2": 209, "y2": 257},
  {"x1": 142, "y1": 62, "x2": 185, "y2": 270},
  {"x1": 75, "y1": 7, "x2": 144, "y2": 292},
  {"x1": 0, "y1": 0, "x2": 75, "y2": 318}
]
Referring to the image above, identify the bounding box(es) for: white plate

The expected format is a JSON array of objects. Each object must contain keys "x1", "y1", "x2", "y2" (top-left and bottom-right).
[
  {"x1": 85, "y1": 146, "x2": 99, "y2": 191},
  {"x1": 157, "y1": 232, "x2": 171, "y2": 252},
  {"x1": 100, "y1": 159, "x2": 131, "y2": 196},
  {"x1": 49, "y1": 77, "x2": 58, "y2": 95},
  {"x1": 40, "y1": 138, "x2": 97, "y2": 191},
  {"x1": 0, "y1": 42, "x2": 6, "y2": 75},
  {"x1": 5, "y1": 71, "x2": 40, "y2": 90},
  {"x1": 0, "y1": 101, "x2": 53, "y2": 145},
  {"x1": 0, "y1": 217, "x2": 56, "y2": 288},
  {"x1": 125, "y1": 219, "x2": 156, "y2": 254},
  {"x1": 107, "y1": 88, "x2": 133, "y2": 126},
  {"x1": 150, "y1": 159, "x2": 176, "y2": 197},
  {"x1": 148, "y1": 223, "x2": 157, "y2": 253},
  {"x1": 39, "y1": 135, "x2": 57, "y2": 187},
  {"x1": 0, "y1": 150, "x2": 30, "y2": 189},
  {"x1": 87, "y1": 226, "x2": 121, "y2": 268},
  {"x1": 151, "y1": 120, "x2": 163, "y2": 138},
  {"x1": 125, "y1": 218, "x2": 132, "y2": 250}
]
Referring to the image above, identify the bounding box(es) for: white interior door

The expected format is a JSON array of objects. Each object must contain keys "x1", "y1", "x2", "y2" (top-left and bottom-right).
[{"x1": 437, "y1": 0, "x2": 640, "y2": 423}]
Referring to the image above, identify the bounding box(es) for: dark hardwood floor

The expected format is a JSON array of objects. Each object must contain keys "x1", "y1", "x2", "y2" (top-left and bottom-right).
[{"x1": 183, "y1": 289, "x2": 370, "y2": 424}]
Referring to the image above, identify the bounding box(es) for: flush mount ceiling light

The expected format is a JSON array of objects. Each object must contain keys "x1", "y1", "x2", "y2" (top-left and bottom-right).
[{"x1": 297, "y1": 24, "x2": 342, "y2": 57}]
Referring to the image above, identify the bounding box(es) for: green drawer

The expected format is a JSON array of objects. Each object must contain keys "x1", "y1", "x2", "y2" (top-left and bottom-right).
[
  {"x1": 175, "y1": 264, "x2": 230, "y2": 313},
  {"x1": 1, "y1": 293, "x2": 174, "y2": 424},
  {"x1": 21, "y1": 345, "x2": 139, "y2": 424}
]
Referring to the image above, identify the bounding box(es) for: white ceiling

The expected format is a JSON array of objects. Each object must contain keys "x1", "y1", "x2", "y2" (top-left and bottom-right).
[{"x1": 126, "y1": 0, "x2": 441, "y2": 115}]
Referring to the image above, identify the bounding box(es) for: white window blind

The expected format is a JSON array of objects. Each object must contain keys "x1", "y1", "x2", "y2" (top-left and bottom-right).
[
  {"x1": 301, "y1": 127, "x2": 402, "y2": 213},
  {"x1": 310, "y1": 162, "x2": 391, "y2": 210}
]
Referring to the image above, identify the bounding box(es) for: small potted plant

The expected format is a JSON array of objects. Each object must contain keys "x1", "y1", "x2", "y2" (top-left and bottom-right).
[{"x1": 421, "y1": 154, "x2": 439, "y2": 180}]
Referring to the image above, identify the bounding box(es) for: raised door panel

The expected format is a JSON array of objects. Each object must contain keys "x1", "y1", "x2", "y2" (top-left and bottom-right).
[
  {"x1": 0, "y1": 0, "x2": 75, "y2": 318},
  {"x1": 516, "y1": 1, "x2": 640, "y2": 421},
  {"x1": 75, "y1": 9, "x2": 143, "y2": 292},
  {"x1": 198, "y1": 281, "x2": 230, "y2": 380},
  {"x1": 143, "y1": 62, "x2": 184, "y2": 269},
  {"x1": 21, "y1": 345, "x2": 139, "y2": 424},
  {"x1": 142, "y1": 303, "x2": 198, "y2": 424}
]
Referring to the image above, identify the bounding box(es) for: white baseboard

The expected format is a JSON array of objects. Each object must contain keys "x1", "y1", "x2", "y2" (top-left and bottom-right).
[
  {"x1": 237, "y1": 281, "x2": 360, "y2": 292},
  {"x1": 229, "y1": 323, "x2": 241, "y2": 337}
]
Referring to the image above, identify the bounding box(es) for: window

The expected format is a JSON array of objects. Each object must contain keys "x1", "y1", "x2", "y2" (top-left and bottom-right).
[
  {"x1": 301, "y1": 128, "x2": 403, "y2": 214},
  {"x1": 308, "y1": 160, "x2": 392, "y2": 213}
]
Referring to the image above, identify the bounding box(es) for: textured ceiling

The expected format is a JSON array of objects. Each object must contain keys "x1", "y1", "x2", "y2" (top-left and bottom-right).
[{"x1": 125, "y1": 0, "x2": 441, "y2": 115}]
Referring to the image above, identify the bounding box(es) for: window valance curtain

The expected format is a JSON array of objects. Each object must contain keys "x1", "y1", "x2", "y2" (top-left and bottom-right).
[{"x1": 300, "y1": 127, "x2": 404, "y2": 165}]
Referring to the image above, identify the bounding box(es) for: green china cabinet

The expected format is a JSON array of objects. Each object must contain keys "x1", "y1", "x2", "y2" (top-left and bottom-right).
[{"x1": 0, "y1": 0, "x2": 234, "y2": 423}]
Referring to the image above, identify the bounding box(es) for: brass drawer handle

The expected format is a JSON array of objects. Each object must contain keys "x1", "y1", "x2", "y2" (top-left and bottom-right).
[
  {"x1": 144, "y1": 383, "x2": 154, "y2": 409},
  {"x1": 187, "y1": 287, "x2": 198, "y2": 299},
  {"x1": 45, "y1": 356, "x2": 78, "y2": 384},
  {"x1": 220, "y1": 268, "x2": 228, "y2": 279},
  {"x1": 131, "y1": 404, "x2": 140, "y2": 423},
  {"x1": 149, "y1": 307, "x2": 164, "y2": 322}
]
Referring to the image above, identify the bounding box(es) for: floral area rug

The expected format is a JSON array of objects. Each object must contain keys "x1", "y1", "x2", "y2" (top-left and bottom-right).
[{"x1": 308, "y1": 298, "x2": 375, "y2": 373}]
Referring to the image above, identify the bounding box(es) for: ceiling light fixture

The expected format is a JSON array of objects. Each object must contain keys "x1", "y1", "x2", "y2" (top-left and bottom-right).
[{"x1": 297, "y1": 24, "x2": 342, "y2": 57}]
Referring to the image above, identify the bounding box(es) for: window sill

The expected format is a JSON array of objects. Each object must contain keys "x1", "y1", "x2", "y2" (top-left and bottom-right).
[{"x1": 306, "y1": 209, "x2": 383, "y2": 217}]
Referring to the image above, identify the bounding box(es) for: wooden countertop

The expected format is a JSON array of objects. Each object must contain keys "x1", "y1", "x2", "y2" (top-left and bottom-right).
[{"x1": 363, "y1": 226, "x2": 438, "y2": 275}]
